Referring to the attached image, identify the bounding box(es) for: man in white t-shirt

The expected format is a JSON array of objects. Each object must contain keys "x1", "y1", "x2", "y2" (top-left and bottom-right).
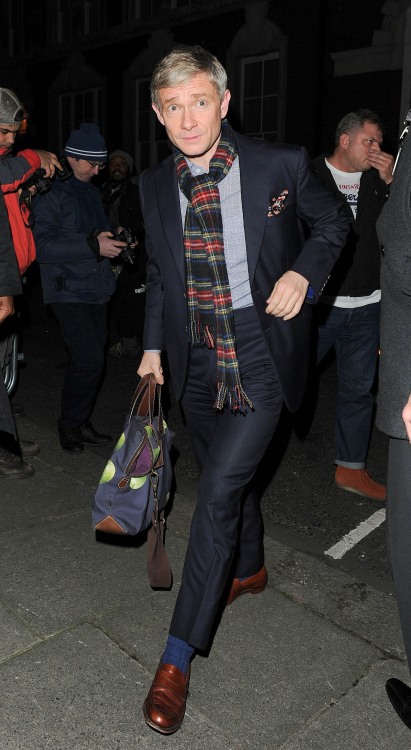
[{"x1": 312, "y1": 109, "x2": 393, "y2": 501}]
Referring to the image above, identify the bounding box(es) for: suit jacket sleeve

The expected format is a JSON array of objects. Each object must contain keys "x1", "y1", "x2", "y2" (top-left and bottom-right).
[
  {"x1": 139, "y1": 177, "x2": 165, "y2": 351},
  {"x1": 287, "y1": 147, "x2": 350, "y2": 298}
]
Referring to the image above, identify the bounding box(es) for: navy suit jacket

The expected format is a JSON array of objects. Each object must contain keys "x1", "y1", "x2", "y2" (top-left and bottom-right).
[{"x1": 140, "y1": 130, "x2": 350, "y2": 411}]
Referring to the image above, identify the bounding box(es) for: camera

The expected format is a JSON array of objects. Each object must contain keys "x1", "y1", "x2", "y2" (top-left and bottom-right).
[
  {"x1": 21, "y1": 155, "x2": 73, "y2": 194},
  {"x1": 114, "y1": 228, "x2": 137, "y2": 267}
]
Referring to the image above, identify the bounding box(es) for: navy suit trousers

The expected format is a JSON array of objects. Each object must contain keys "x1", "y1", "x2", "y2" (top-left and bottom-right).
[{"x1": 169, "y1": 306, "x2": 284, "y2": 651}]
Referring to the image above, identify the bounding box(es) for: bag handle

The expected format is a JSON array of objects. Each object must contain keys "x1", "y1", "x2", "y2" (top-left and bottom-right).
[{"x1": 128, "y1": 374, "x2": 164, "y2": 434}]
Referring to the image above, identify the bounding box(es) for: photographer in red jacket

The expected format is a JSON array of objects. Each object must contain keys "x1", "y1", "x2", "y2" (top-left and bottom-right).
[{"x1": 0, "y1": 87, "x2": 60, "y2": 478}]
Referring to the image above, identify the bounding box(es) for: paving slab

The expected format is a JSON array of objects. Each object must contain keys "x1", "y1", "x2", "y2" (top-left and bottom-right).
[
  {"x1": 281, "y1": 659, "x2": 410, "y2": 750},
  {"x1": 0, "y1": 510, "x2": 188, "y2": 640},
  {"x1": 263, "y1": 536, "x2": 405, "y2": 661},
  {"x1": 0, "y1": 623, "x2": 238, "y2": 750},
  {"x1": 0, "y1": 602, "x2": 41, "y2": 662}
]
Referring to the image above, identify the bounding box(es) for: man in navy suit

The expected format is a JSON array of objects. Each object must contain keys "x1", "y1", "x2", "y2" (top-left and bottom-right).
[{"x1": 138, "y1": 44, "x2": 350, "y2": 734}]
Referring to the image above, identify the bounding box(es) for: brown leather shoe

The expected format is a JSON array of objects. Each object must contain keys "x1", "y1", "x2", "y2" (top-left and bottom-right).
[
  {"x1": 335, "y1": 466, "x2": 386, "y2": 501},
  {"x1": 143, "y1": 662, "x2": 190, "y2": 734},
  {"x1": 227, "y1": 565, "x2": 268, "y2": 606}
]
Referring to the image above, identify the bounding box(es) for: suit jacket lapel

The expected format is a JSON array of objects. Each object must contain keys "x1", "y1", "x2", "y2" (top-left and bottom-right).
[
  {"x1": 155, "y1": 156, "x2": 186, "y2": 284},
  {"x1": 236, "y1": 134, "x2": 271, "y2": 283}
]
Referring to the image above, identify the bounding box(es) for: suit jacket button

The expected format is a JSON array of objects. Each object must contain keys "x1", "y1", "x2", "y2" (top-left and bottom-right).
[{"x1": 380, "y1": 244, "x2": 385, "y2": 257}]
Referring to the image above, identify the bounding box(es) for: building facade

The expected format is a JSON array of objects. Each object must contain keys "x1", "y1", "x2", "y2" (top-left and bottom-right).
[{"x1": 0, "y1": 0, "x2": 408, "y2": 168}]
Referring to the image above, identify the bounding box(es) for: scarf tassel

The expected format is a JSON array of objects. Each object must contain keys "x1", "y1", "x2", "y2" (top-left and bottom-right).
[{"x1": 215, "y1": 382, "x2": 254, "y2": 414}]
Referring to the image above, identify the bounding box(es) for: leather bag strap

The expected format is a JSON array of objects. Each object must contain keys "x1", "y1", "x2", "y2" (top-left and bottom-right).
[{"x1": 146, "y1": 509, "x2": 172, "y2": 588}]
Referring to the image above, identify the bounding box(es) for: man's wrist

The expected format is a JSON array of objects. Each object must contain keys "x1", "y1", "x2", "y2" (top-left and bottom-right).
[{"x1": 87, "y1": 229, "x2": 103, "y2": 262}]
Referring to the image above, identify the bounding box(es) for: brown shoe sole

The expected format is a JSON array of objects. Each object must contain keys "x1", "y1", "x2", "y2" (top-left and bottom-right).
[{"x1": 334, "y1": 479, "x2": 386, "y2": 501}]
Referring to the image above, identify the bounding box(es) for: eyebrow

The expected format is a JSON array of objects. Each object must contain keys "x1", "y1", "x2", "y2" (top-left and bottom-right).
[{"x1": 162, "y1": 92, "x2": 209, "y2": 105}]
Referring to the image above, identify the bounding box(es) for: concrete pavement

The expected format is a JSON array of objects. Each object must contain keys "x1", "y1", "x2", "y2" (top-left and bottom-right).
[{"x1": 0, "y1": 408, "x2": 409, "y2": 750}]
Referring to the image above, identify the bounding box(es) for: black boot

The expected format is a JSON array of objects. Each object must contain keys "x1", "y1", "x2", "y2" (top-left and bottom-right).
[
  {"x1": 78, "y1": 422, "x2": 112, "y2": 445},
  {"x1": 386, "y1": 678, "x2": 411, "y2": 730},
  {"x1": 58, "y1": 427, "x2": 84, "y2": 454}
]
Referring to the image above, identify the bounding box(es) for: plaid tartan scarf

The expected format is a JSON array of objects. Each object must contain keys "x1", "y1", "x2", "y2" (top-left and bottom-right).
[{"x1": 174, "y1": 120, "x2": 253, "y2": 412}]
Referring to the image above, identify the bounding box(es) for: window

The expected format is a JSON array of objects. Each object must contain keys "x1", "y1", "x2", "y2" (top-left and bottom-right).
[
  {"x1": 240, "y1": 53, "x2": 280, "y2": 142},
  {"x1": 0, "y1": 0, "x2": 24, "y2": 57},
  {"x1": 57, "y1": 0, "x2": 106, "y2": 42},
  {"x1": 135, "y1": 78, "x2": 169, "y2": 171},
  {"x1": 85, "y1": 0, "x2": 106, "y2": 34},
  {"x1": 57, "y1": 0, "x2": 84, "y2": 42},
  {"x1": 133, "y1": 0, "x2": 191, "y2": 20},
  {"x1": 59, "y1": 89, "x2": 103, "y2": 152}
]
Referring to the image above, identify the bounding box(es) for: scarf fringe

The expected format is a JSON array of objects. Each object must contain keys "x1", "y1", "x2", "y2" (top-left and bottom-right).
[
  {"x1": 189, "y1": 321, "x2": 216, "y2": 349},
  {"x1": 215, "y1": 382, "x2": 254, "y2": 414}
]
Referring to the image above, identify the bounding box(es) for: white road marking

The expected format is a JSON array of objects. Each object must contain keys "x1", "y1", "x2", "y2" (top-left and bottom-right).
[{"x1": 324, "y1": 508, "x2": 386, "y2": 560}]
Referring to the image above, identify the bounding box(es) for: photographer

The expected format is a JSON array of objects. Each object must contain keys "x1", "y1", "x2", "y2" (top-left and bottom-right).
[
  {"x1": 101, "y1": 150, "x2": 147, "y2": 360},
  {"x1": 33, "y1": 123, "x2": 127, "y2": 454},
  {"x1": 0, "y1": 87, "x2": 61, "y2": 477}
]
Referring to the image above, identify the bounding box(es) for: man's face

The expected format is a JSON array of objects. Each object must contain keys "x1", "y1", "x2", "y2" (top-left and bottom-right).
[
  {"x1": 0, "y1": 122, "x2": 20, "y2": 156},
  {"x1": 109, "y1": 156, "x2": 129, "y2": 182},
  {"x1": 152, "y1": 72, "x2": 231, "y2": 168},
  {"x1": 341, "y1": 122, "x2": 383, "y2": 172},
  {"x1": 67, "y1": 157, "x2": 103, "y2": 182}
]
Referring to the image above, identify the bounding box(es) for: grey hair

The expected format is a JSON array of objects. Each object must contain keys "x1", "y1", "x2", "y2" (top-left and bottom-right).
[
  {"x1": 335, "y1": 108, "x2": 384, "y2": 145},
  {"x1": 150, "y1": 44, "x2": 227, "y2": 109}
]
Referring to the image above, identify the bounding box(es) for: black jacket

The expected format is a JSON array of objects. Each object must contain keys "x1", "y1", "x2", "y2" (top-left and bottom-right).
[
  {"x1": 0, "y1": 188, "x2": 21, "y2": 437},
  {"x1": 101, "y1": 179, "x2": 147, "y2": 286},
  {"x1": 312, "y1": 155, "x2": 389, "y2": 296},
  {"x1": 33, "y1": 176, "x2": 115, "y2": 305}
]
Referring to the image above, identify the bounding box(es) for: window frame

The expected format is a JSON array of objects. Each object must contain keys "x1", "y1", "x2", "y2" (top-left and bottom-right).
[
  {"x1": 58, "y1": 87, "x2": 103, "y2": 153},
  {"x1": 239, "y1": 51, "x2": 283, "y2": 142}
]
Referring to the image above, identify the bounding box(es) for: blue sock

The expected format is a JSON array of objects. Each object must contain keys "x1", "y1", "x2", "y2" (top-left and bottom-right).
[{"x1": 161, "y1": 635, "x2": 195, "y2": 675}]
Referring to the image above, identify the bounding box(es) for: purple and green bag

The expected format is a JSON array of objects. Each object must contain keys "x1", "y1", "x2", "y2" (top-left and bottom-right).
[{"x1": 92, "y1": 374, "x2": 173, "y2": 587}]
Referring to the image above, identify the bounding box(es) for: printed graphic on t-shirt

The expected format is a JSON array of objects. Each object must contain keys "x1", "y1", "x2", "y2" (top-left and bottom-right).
[{"x1": 325, "y1": 160, "x2": 361, "y2": 218}]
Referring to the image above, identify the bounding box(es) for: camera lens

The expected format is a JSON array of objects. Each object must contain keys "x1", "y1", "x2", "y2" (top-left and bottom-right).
[{"x1": 120, "y1": 247, "x2": 136, "y2": 266}]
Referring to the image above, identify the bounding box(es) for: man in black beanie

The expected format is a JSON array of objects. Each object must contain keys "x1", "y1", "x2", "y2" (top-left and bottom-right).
[{"x1": 33, "y1": 123, "x2": 128, "y2": 453}]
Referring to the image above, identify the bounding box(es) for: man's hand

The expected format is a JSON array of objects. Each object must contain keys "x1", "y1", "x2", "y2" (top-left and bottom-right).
[
  {"x1": 97, "y1": 231, "x2": 127, "y2": 259},
  {"x1": 0, "y1": 296, "x2": 14, "y2": 324},
  {"x1": 402, "y1": 394, "x2": 411, "y2": 443},
  {"x1": 367, "y1": 149, "x2": 394, "y2": 185},
  {"x1": 33, "y1": 150, "x2": 62, "y2": 178},
  {"x1": 266, "y1": 270, "x2": 309, "y2": 320},
  {"x1": 137, "y1": 352, "x2": 164, "y2": 385}
]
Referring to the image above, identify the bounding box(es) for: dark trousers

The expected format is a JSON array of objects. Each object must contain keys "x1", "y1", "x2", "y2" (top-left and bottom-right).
[
  {"x1": 112, "y1": 268, "x2": 145, "y2": 342},
  {"x1": 386, "y1": 437, "x2": 411, "y2": 675},
  {"x1": 169, "y1": 306, "x2": 284, "y2": 651},
  {"x1": 51, "y1": 302, "x2": 107, "y2": 431},
  {"x1": 315, "y1": 302, "x2": 380, "y2": 468}
]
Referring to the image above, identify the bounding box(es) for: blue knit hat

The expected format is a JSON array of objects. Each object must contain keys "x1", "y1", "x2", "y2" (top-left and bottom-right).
[{"x1": 64, "y1": 122, "x2": 107, "y2": 162}]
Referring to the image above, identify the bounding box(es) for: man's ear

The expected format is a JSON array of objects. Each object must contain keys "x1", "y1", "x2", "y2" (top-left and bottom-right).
[
  {"x1": 339, "y1": 133, "x2": 349, "y2": 150},
  {"x1": 220, "y1": 89, "x2": 231, "y2": 119},
  {"x1": 152, "y1": 103, "x2": 165, "y2": 126}
]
